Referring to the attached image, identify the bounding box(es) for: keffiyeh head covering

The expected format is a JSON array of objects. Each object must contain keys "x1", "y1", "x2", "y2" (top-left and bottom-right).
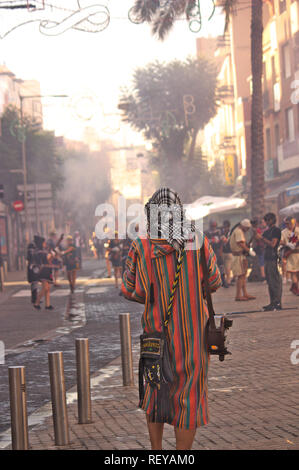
[{"x1": 145, "y1": 187, "x2": 195, "y2": 251}]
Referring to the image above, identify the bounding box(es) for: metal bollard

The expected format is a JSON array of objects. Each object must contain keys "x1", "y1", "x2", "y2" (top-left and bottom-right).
[
  {"x1": 48, "y1": 351, "x2": 69, "y2": 446},
  {"x1": 75, "y1": 338, "x2": 92, "y2": 424},
  {"x1": 8, "y1": 366, "x2": 29, "y2": 450},
  {"x1": 119, "y1": 313, "x2": 134, "y2": 386}
]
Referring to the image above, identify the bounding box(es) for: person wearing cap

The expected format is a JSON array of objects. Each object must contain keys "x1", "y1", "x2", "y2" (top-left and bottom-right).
[
  {"x1": 256, "y1": 213, "x2": 282, "y2": 310},
  {"x1": 62, "y1": 235, "x2": 79, "y2": 293},
  {"x1": 230, "y1": 219, "x2": 256, "y2": 301}
]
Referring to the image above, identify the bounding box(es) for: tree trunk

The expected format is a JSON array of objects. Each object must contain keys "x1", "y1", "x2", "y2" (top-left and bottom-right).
[
  {"x1": 188, "y1": 127, "x2": 200, "y2": 160},
  {"x1": 250, "y1": 0, "x2": 265, "y2": 218}
]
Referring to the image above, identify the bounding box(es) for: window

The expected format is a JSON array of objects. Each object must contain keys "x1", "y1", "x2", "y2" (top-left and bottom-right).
[
  {"x1": 273, "y1": 82, "x2": 281, "y2": 112},
  {"x1": 271, "y1": 56, "x2": 276, "y2": 85},
  {"x1": 282, "y1": 43, "x2": 291, "y2": 78},
  {"x1": 274, "y1": 124, "x2": 280, "y2": 156},
  {"x1": 286, "y1": 108, "x2": 295, "y2": 142},
  {"x1": 270, "y1": 22, "x2": 277, "y2": 50},
  {"x1": 291, "y1": 1, "x2": 299, "y2": 34},
  {"x1": 279, "y1": 0, "x2": 286, "y2": 14},
  {"x1": 266, "y1": 128, "x2": 272, "y2": 159},
  {"x1": 263, "y1": 61, "x2": 267, "y2": 91}
]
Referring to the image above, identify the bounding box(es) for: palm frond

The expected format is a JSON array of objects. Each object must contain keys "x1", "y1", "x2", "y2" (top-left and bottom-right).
[{"x1": 218, "y1": 0, "x2": 238, "y2": 32}]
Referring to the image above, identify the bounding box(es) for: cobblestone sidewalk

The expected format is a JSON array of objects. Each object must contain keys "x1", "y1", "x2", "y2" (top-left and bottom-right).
[{"x1": 4, "y1": 281, "x2": 299, "y2": 450}]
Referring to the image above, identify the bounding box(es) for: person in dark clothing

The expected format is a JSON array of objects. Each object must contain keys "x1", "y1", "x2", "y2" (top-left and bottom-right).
[
  {"x1": 34, "y1": 236, "x2": 55, "y2": 310},
  {"x1": 62, "y1": 235, "x2": 79, "y2": 293},
  {"x1": 108, "y1": 232, "x2": 123, "y2": 288},
  {"x1": 256, "y1": 213, "x2": 282, "y2": 311},
  {"x1": 27, "y1": 237, "x2": 40, "y2": 304}
]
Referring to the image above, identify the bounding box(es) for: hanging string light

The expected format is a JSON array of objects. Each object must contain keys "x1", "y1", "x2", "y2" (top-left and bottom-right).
[{"x1": 0, "y1": 0, "x2": 218, "y2": 39}]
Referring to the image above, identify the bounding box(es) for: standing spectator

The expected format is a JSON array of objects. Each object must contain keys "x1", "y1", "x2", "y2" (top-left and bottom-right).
[
  {"x1": 108, "y1": 232, "x2": 123, "y2": 289},
  {"x1": 280, "y1": 217, "x2": 299, "y2": 296},
  {"x1": 33, "y1": 236, "x2": 54, "y2": 310},
  {"x1": 47, "y1": 231, "x2": 62, "y2": 287},
  {"x1": 104, "y1": 239, "x2": 112, "y2": 278},
  {"x1": 205, "y1": 220, "x2": 226, "y2": 287},
  {"x1": 89, "y1": 233, "x2": 98, "y2": 259},
  {"x1": 62, "y1": 235, "x2": 79, "y2": 293},
  {"x1": 249, "y1": 219, "x2": 266, "y2": 282},
  {"x1": 256, "y1": 213, "x2": 282, "y2": 311},
  {"x1": 221, "y1": 220, "x2": 233, "y2": 286},
  {"x1": 279, "y1": 218, "x2": 290, "y2": 284},
  {"x1": 26, "y1": 236, "x2": 39, "y2": 304},
  {"x1": 121, "y1": 236, "x2": 131, "y2": 274},
  {"x1": 95, "y1": 238, "x2": 104, "y2": 260},
  {"x1": 74, "y1": 230, "x2": 83, "y2": 269},
  {"x1": 230, "y1": 219, "x2": 256, "y2": 301}
]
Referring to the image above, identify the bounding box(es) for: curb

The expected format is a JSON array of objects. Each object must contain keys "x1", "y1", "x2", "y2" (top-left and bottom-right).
[{"x1": 0, "y1": 342, "x2": 139, "y2": 450}]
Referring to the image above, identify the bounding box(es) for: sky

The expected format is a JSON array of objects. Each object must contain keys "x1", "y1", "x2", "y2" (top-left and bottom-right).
[{"x1": 0, "y1": 0, "x2": 225, "y2": 145}]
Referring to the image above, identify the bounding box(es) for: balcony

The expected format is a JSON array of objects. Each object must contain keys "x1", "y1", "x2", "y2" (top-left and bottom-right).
[
  {"x1": 216, "y1": 34, "x2": 230, "y2": 49},
  {"x1": 217, "y1": 85, "x2": 234, "y2": 103}
]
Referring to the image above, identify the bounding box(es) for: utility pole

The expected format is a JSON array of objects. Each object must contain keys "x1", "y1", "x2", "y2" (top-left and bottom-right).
[
  {"x1": 19, "y1": 95, "x2": 30, "y2": 244},
  {"x1": 18, "y1": 93, "x2": 68, "y2": 244}
]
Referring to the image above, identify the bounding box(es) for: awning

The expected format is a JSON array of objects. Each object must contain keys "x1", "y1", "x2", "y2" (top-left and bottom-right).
[
  {"x1": 185, "y1": 195, "x2": 246, "y2": 220},
  {"x1": 265, "y1": 177, "x2": 299, "y2": 200},
  {"x1": 285, "y1": 181, "x2": 299, "y2": 197},
  {"x1": 279, "y1": 201, "x2": 299, "y2": 217}
]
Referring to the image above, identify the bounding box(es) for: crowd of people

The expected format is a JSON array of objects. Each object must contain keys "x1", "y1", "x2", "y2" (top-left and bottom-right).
[
  {"x1": 26, "y1": 230, "x2": 84, "y2": 310},
  {"x1": 89, "y1": 231, "x2": 132, "y2": 290},
  {"x1": 27, "y1": 212, "x2": 298, "y2": 312},
  {"x1": 204, "y1": 213, "x2": 299, "y2": 311}
]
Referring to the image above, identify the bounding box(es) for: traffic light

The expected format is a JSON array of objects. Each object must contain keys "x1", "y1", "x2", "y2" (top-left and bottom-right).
[
  {"x1": 0, "y1": 184, "x2": 4, "y2": 199},
  {"x1": 15, "y1": 190, "x2": 32, "y2": 202}
]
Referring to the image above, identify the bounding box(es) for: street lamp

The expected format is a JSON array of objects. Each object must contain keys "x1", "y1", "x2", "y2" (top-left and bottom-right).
[{"x1": 19, "y1": 93, "x2": 68, "y2": 243}]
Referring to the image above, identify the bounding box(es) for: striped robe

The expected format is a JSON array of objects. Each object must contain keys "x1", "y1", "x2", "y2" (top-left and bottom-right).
[{"x1": 121, "y1": 235, "x2": 222, "y2": 429}]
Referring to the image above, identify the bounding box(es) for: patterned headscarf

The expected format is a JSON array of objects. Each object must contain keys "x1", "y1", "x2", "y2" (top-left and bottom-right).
[{"x1": 145, "y1": 187, "x2": 195, "y2": 250}]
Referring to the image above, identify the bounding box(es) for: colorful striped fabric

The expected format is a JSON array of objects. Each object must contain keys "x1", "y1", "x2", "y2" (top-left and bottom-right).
[{"x1": 121, "y1": 234, "x2": 222, "y2": 430}]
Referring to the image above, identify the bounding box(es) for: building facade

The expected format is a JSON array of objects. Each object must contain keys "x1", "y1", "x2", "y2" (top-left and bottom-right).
[
  {"x1": 199, "y1": 0, "x2": 299, "y2": 216},
  {"x1": 197, "y1": 1, "x2": 251, "y2": 191},
  {"x1": 262, "y1": 0, "x2": 299, "y2": 213}
]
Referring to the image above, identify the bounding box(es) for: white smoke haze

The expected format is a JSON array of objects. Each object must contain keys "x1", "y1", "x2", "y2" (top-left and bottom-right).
[{"x1": 56, "y1": 141, "x2": 111, "y2": 235}]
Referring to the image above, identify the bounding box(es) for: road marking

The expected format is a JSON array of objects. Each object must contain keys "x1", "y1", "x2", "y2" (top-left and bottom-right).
[
  {"x1": 86, "y1": 286, "x2": 110, "y2": 294},
  {"x1": 51, "y1": 289, "x2": 71, "y2": 297},
  {"x1": 12, "y1": 289, "x2": 31, "y2": 297},
  {"x1": 13, "y1": 289, "x2": 72, "y2": 297}
]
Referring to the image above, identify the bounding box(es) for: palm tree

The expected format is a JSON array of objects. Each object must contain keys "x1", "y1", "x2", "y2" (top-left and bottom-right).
[{"x1": 130, "y1": 0, "x2": 265, "y2": 218}]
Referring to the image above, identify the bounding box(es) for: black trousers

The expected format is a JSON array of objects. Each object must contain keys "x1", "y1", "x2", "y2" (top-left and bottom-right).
[{"x1": 264, "y1": 260, "x2": 282, "y2": 305}]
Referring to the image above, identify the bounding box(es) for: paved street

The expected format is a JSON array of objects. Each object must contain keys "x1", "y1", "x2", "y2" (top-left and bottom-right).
[{"x1": 1, "y1": 259, "x2": 299, "y2": 450}]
